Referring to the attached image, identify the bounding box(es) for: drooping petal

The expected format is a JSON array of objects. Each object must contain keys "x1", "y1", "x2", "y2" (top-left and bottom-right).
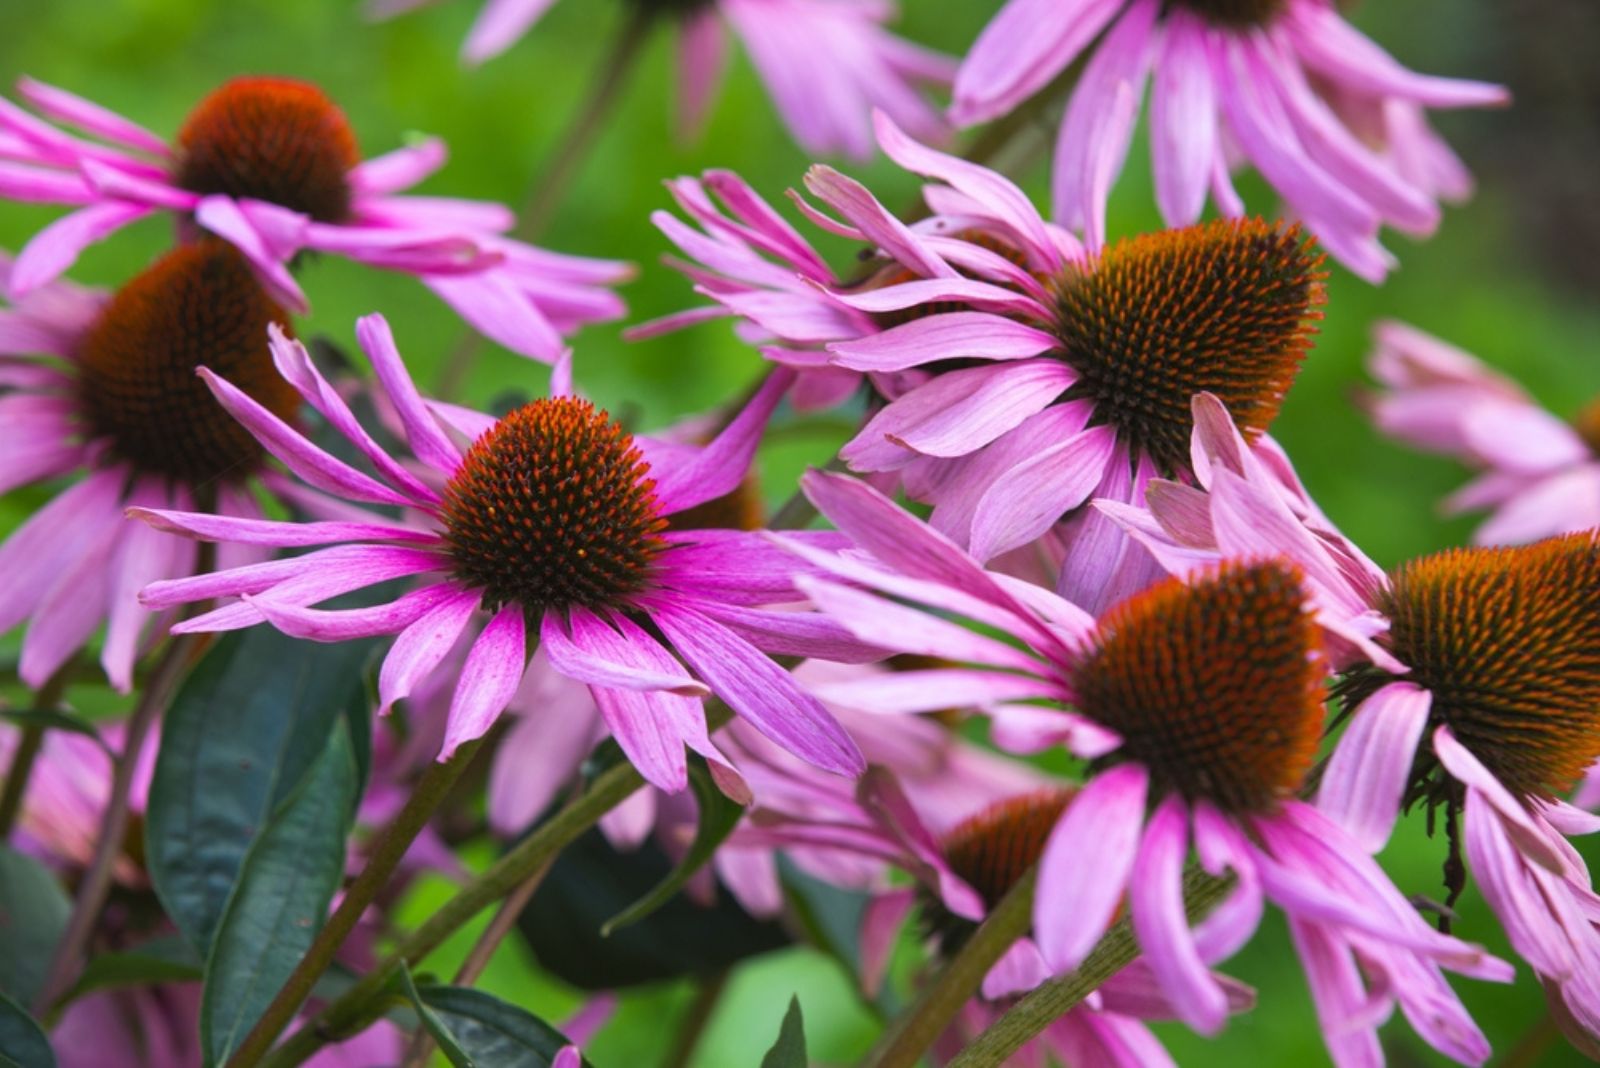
[
  {"x1": 378, "y1": 587, "x2": 482, "y2": 715},
  {"x1": 1316, "y1": 682, "x2": 1431, "y2": 853},
  {"x1": 1035, "y1": 763, "x2": 1148, "y2": 973},
  {"x1": 441, "y1": 604, "x2": 527, "y2": 757},
  {"x1": 1130, "y1": 795, "x2": 1228, "y2": 1033}
]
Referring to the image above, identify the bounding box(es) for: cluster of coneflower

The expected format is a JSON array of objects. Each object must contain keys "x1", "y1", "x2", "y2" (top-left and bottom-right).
[{"x1": 0, "y1": 2, "x2": 1593, "y2": 1067}]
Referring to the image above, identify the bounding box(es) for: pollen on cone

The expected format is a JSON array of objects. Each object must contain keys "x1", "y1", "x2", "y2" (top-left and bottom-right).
[
  {"x1": 440, "y1": 397, "x2": 668, "y2": 614},
  {"x1": 174, "y1": 76, "x2": 360, "y2": 222},
  {"x1": 1380, "y1": 532, "x2": 1600, "y2": 800},
  {"x1": 1051, "y1": 217, "x2": 1326, "y2": 475},
  {"x1": 76, "y1": 239, "x2": 297, "y2": 485},
  {"x1": 1071, "y1": 560, "x2": 1326, "y2": 813}
]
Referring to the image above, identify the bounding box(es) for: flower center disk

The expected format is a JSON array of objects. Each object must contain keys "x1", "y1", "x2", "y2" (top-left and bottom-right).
[
  {"x1": 174, "y1": 77, "x2": 360, "y2": 223},
  {"x1": 1070, "y1": 561, "x2": 1324, "y2": 812},
  {"x1": 440, "y1": 398, "x2": 668, "y2": 615},
  {"x1": 1377, "y1": 533, "x2": 1600, "y2": 800},
  {"x1": 1050, "y1": 218, "x2": 1325, "y2": 475},
  {"x1": 921, "y1": 788, "x2": 1075, "y2": 954},
  {"x1": 76, "y1": 240, "x2": 298, "y2": 485},
  {"x1": 1167, "y1": 0, "x2": 1288, "y2": 28}
]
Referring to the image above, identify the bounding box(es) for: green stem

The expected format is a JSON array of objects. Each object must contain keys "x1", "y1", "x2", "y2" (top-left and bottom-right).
[
  {"x1": 33, "y1": 636, "x2": 201, "y2": 1013},
  {"x1": 662, "y1": 969, "x2": 730, "y2": 1068},
  {"x1": 0, "y1": 664, "x2": 75, "y2": 840},
  {"x1": 946, "y1": 872, "x2": 1234, "y2": 1067},
  {"x1": 259, "y1": 708, "x2": 735, "y2": 1068},
  {"x1": 769, "y1": 457, "x2": 849, "y2": 531},
  {"x1": 866, "y1": 868, "x2": 1038, "y2": 1068},
  {"x1": 225, "y1": 738, "x2": 485, "y2": 1068}
]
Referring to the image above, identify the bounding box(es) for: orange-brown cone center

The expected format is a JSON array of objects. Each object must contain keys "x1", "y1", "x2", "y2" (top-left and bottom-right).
[
  {"x1": 1169, "y1": 0, "x2": 1288, "y2": 27},
  {"x1": 76, "y1": 239, "x2": 297, "y2": 485},
  {"x1": 1376, "y1": 533, "x2": 1600, "y2": 801},
  {"x1": 440, "y1": 398, "x2": 668, "y2": 614},
  {"x1": 174, "y1": 77, "x2": 360, "y2": 223},
  {"x1": 1069, "y1": 560, "x2": 1326, "y2": 812},
  {"x1": 1051, "y1": 217, "x2": 1325, "y2": 475}
]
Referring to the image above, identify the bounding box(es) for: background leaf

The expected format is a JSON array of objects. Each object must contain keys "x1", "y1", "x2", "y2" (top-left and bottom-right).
[
  {"x1": 0, "y1": 847, "x2": 70, "y2": 1006},
  {"x1": 62, "y1": 935, "x2": 202, "y2": 1004},
  {"x1": 601, "y1": 758, "x2": 745, "y2": 935},
  {"x1": 759, "y1": 997, "x2": 806, "y2": 1068},
  {"x1": 414, "y1": 984, "x2": 592, "y2": 1068},
  {"x1": 0, "y1": 992, "x2": 54, "y2": 1068},
  {"x1": 517, "y1": 822, "x2": 789, "y2": 990},
  {"x1": 144, "y1": 627, "x2": 374, "y2": 954},
  {"x1": 199, "y1": 718, "x2": 360, "y2": 1067}
]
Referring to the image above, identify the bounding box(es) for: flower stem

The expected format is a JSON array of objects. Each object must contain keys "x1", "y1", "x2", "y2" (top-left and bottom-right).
[
  {"x1": 397, "y1": 855, "x2": 555, "y2": 1068},
  {"x1": 259, "y1": 706, "x2": 735, "y2": 1068},
  {"x1": 0, "y1": 663, "x2": 74, "y2": 841},
  {"x1": 432, "y1": 7, "x2": 653, "y2": 400},
  {"x1": 32, "y1": 635, "x2": 202, "y2": 1013},
  {"x1": 769, "y1": 457, "x2": 850, "y2": 531},
  {"x1": 866, "y1": 867, "x2": 1038, "y2": 1068},
  {"x1": 662, "y1": 969, "x2": 730, "y2": 1068},
  {"x1": 224, "y1": 737, "x2": 485, "y2": 1068},
  {"x1": 945, "y1": 871, "x2": 1234, "y2": 1067}
]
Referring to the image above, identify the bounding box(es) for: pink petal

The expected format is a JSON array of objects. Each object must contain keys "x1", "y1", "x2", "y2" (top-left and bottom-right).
[
  {"x1": 10, "y1": 201, "x2": 153, "y2": 296},
  {"x1": 827, "y1": 312, "x2": 1058, "y2": 373},
  {"x1": 461, "y1": 0, "x2": 559, "y2": 63},
  {"x1": 1035, "y1": 762, "x2": 1147, "y2": 973},
  {"x1": 128, "y1": 507, "x2": 434, "y2": 548},
  {"x1": 540, "y1": 607, "x2": 710, "y2": 696},
  {"x1": 1149, "y1": 15, "x2": 1216, "y2": 226},
  {"x1": 441, "y1": 604, "x2": 527, "y2": 757},
  {"x1": 1316, "y1": 681, "x2": 1430, "y2": 853},
  {"x1": 968, "y1": 425, "x2": 1118, "y2": 561},
  {"x1": 646, "y1": 598, "x2": 865, "y2": 777},
  {"x1": 1130, "y1": 795, "x2": 1228, "y2": 1033},
  {"x1": 378, "y1": 587, "x2": 482, "y2": 714},
  {"x1": 355, "y1": 314, "x2": 462, "y2": 472}
]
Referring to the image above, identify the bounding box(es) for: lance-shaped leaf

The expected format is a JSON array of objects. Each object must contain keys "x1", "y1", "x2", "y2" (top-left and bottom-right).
[
  {"x1": 62, "y1": 936, "x2": 203, "y2": 1005},
  {"x1": 760, "y1": 997, "x2": 807, "y2": 1068},
  {"x1": 405, "y1": 980, "x2": 593, "y2": 1068},
  {"x1": 0, "y1": 847, "x2": 70, "y2": 1006},
  {"x1": 145, "y1": 626, "x2": 374, "y2": 953},
  {"x1": 200, "y1": 718, "x2": 360, "y2": 1067},
  {"x1": 0, "y1": 991, "x2": 55, "y2": 1068}
]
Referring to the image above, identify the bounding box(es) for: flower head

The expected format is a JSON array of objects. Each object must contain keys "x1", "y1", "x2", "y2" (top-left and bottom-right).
[
  {"x1": 786, "y1": 116, "x2": 1327, "y2": 609},
  {"x1": 0, "y1": 241, "x2": 314, "y2": 690},
  {"x1": 131, "y1": 315, "x2": 869, "y2": 794},
  {"x1": 1365, "y1": 321, "x2": 1600, "y2": 545},
  {"x1": 370, "y1": 0, "x2": 954, "y2": 158},
  {"x1": 780, "y1": 469, "x2": 1510, "y2": 1063},
  {"x1": 0, "y1": 76, "x2": 630, "y2": 360},
  {"x1": 952, "y1": 0, "x2": 1506, "y2": 279}
]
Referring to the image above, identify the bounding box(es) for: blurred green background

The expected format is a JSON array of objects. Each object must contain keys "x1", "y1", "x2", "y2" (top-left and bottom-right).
[{"x1": 1, "y1": 0, "x2": 1596, "y2": 1064}]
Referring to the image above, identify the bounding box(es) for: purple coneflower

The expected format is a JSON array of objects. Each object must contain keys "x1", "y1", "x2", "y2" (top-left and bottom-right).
[
  {"x1": 951, "y1": 0, "x2": 1506, "y2": 279},
  {"x1": 368, "y1": 0, "x2": 954, "y2": 159},
  {"x1": 790, "y1": 116, "x2": 1326, "y2": 612},
  {"x1": 0, "y1": 76, "x2": 630, "y2": 359},
  {"x1": 1365, "y1": 320, "x2": 1600, "y2": 545},
  {"x1": 0, "y1": 240, "x2": 324, "y2": 691},
  {"x1": 130, "y1": 314, "x2": 867, "y2": 791},
  {"x1": 779, "y1": 470, "x2": 1510, "y2": 1065}
]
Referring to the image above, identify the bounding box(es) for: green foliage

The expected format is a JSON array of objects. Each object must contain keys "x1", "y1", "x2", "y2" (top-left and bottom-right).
[
  {"x1": 199, "y1": 718, "x2": 361, "y2": 1067},
  {"x1": 0, "y1": 848, "x2": 70, "y2": 1008},
  {"x1": 144, "y1": 627, "x2": 374, "y2": 954},
  {"x1": 601, "y1": 757, "x2": 745, "y2": 935},
  {"x1": 0, "y1": 992, "x2": 54, "y2": 1068},
  {"x1": 759, "y1": 997, "x2": 807, "y2": 1068},
  {"x1": 63, "y1": 936, "x2": 203, "y2": 1003},
  {"x1": 399, "y1": 968, "x2": 593, "y2": 1068}
]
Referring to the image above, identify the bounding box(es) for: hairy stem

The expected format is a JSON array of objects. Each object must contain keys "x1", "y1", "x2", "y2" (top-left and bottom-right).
[
  {"x1": 866, "y1": 868, "x2": 1038, "y2": 1068},
  {"x1": 946, "y1": 872, "x2": 1234, "y2": 1067},
  {"x1": 33, "y1": 636, "x2": 203, "y2": 1012},
  {"x1": 225, "y1": 738, "x2": 485, "y2": 1068}
]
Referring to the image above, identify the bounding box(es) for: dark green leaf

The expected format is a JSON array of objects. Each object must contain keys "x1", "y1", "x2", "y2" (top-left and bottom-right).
[
  {"x1": 145, "y1": 626, "x2": 374, "y2": 953},
  {"x1": 415, "y1": 985, "x2": 592, "y2": 1068},
  {"x1": 200, "y1": 719, "x2": 360, "y2": 1067},
  {"x1": 778, "y1": 857, "x2": 868, "y2": 976},
  {"x1": 0, "y1": 992, "x2": 53, "y2": 1068},
  {"x1": 395, "y1": 964, "x2": 472, "y2": 1068},
  {"x1": 0, "y1": 847, "x2": 70, "y2": 1005},
  {"x1": 517, "y1": 824, "x2": 788, "y2": 990},
  {"x1": 601, "y1": 759, "x2": 745, "y2": 935},
  {"x1": 62, "y1": 936, "x2": 202, "y2": 1003},
  {"x1": 0, "y1": 710, "x2": 104, "y2": 751},
  {"x1": 759, "y1": 997, "x2": 806, "y2": 1068}
]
